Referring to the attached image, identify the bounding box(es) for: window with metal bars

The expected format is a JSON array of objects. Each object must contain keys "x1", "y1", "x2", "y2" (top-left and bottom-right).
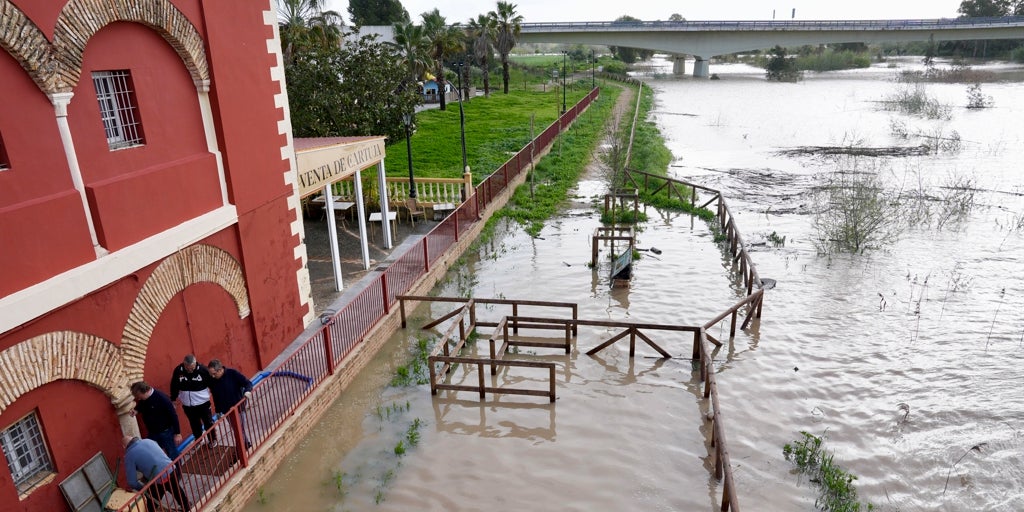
[
  {"x1": 92, "y1": 70, "x2": 145, "y2": 150},
  {"x1": 1, "y1": 412, "x2": 54, "y2": 494}
]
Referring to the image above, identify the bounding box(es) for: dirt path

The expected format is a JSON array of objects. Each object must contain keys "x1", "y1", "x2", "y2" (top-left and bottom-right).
[{"x1": 566, "y1": 82, "x2": 636, "y2": 209}]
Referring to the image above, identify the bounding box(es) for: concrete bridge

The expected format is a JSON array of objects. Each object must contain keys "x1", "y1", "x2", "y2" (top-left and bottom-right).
[{"x1": 519, "y1": 16, "x2": 1024, "y2": 77}]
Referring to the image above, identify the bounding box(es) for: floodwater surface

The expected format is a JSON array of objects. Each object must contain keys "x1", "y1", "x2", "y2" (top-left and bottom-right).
[{"x1": 245, "y1": 57, "x2": 1024, "y2": 511}]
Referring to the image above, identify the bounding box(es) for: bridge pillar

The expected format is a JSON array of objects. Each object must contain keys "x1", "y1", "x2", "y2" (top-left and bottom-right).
[
  {"x1": 693, "y1": 58, "x2": 710, "y2": 78},
  {"x1": 672, "y1": 54, "x2": 686, "y2": 76}
]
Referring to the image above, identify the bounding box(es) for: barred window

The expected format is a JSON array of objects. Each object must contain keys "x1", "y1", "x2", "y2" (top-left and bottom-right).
[
  {"x1": 92, "y1": 70, "x2": 145, "y2": 150},
  {"x1": 1, "y1": 412, "x2": 54, "y2": 494}
]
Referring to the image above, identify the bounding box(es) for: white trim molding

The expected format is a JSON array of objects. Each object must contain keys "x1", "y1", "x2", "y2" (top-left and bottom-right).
[{"x1": 0, "y1": 205, "x2": 238, "y2": 334}]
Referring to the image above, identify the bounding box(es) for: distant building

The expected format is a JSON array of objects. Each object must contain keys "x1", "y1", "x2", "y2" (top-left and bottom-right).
[
  {"x1": 422, "y1": 79, "x2": 458, "y2": 104},
  {"x1": 0, "y1": 0, "x2": 311, "y2": 509}
]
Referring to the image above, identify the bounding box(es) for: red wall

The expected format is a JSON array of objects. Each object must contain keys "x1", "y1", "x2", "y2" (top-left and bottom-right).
[
  {"x1": 68, "y1": 21, "x2": 221, "y2": 252},
  {"x1": 0, "y1": 381, "x2": 122, "y2": 512},
  {"x1": 0, "y1": 49, "x2": 96, "y2": 296},
  {"x1": 202, "y1": 0, "x2": 308, "y2": 361}
]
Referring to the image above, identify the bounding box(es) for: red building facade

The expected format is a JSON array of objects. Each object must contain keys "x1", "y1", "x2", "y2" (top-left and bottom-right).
[{"x1": 0, "y1": 1, "x2": 311, "y2": 509}]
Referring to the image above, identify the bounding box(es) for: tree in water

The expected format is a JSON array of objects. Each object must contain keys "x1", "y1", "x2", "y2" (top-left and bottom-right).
[
  {"x1": 490, "y1": 1, "x2": 524, "y2": 94},
  {"x1": 347, "y1": 0, "x2": 409, "y2": 26},
  {"x1": 764, "y1": 45, "x2": 802, "y2": 82}
]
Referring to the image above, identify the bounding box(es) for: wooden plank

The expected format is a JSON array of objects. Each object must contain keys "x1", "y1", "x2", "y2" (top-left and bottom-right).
[
  {"x1": 507, "y1": 340, "x2": 568, "y2": 349},
  {"x1": 633, "y1": 329, "x2": 672, "y2": 358},
  {"x1": 585, "y1": 328, "x2": 631, "y2": 356}
]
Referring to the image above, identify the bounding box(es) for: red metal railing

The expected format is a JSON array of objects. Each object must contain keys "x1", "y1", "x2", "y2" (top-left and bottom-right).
[{"x1": 117, "y1": 88, "x2": 600, "y2": 512}]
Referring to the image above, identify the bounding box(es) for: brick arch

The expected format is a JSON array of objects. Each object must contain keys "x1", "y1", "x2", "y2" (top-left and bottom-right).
[
  {"x1": 0, "y1": 331, "x2": 132, "y2": 417},
  {"x1": 0, "y1": 1, "x2": 56, "y2": 93},
  {"x1": 121, "y1": 244, "x2": 250, "y2": 382},
  {"x1": 47, "y1": 0, "x2": 210, "y2": 93}
]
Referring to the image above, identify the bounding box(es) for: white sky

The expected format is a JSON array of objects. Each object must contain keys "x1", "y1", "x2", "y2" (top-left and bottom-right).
[{"x1": 323, "y1": 0, "x2": 965, "y2": 23}]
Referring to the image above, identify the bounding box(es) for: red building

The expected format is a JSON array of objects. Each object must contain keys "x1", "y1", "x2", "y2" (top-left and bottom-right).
[{"x1": 0, "y1": 0, "x2": 311, "y2": 509}]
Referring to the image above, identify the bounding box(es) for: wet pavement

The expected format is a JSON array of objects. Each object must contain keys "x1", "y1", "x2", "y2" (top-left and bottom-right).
[{"x1": 301, "y1": 204, "x2": 438, "y2": 317}]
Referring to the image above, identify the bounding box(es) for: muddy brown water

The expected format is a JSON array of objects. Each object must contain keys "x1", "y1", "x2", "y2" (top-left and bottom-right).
[{"x1": 246, "y1": 57, "x2": 1024, "y2": 511}]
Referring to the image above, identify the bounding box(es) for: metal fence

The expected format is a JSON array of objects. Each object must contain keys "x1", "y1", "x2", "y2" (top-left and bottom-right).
[{"x1": 115, "y1": 87, "x2": 600, "y2": 512}]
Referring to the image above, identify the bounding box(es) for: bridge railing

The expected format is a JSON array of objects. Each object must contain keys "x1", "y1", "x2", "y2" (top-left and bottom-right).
[{"x1": 522, "y1": 15, "x2": 1024, "y2": 32}]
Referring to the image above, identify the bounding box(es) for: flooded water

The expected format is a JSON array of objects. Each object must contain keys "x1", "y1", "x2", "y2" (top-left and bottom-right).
[{"x1": 246, "y1": 57, "x2": 1024, "y2": 511}]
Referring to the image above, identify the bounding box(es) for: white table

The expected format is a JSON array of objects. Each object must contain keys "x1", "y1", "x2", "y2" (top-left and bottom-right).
[
  {"x1": 310, "y1": 195, "x2": 355, "y2": 222},
  {"x1": 368, "y1": 211, "x2": 398, "y2": 240},
  {"x1": 432, "y1": 202, "x2": 456, "y2": 220}
]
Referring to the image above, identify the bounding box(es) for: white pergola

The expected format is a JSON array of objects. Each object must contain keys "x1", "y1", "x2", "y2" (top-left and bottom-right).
[{"x1": 293, "y1": 136, "x2": 394, "y2": 291}]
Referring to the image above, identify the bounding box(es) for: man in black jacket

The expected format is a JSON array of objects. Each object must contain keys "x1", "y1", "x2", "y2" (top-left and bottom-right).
[
  {"x1": 170, "y1": 354, "x2": 217, "y2": 445},
  {"x1": 130, "y1": 381, "x2": 180, "y2": 458},
  {"x1": 208, "y1": 359, "x2": 254, "y2": 449}
]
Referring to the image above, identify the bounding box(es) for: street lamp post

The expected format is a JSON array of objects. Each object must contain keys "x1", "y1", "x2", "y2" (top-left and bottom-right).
[
  {"x1": 402, "y1": 113, "x2": 416, "y2": 199},
  {"x1": 591, "y1": 50, "x2": 595, "y2": 88},
  {"x1": 456, "y1": 61, "x2": 469, "y2": 174},
  {"x1": 561, "y1": 51, "x2": 567, "y2": 114}
]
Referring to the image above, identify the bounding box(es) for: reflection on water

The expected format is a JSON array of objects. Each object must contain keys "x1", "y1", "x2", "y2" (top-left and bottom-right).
[{"x1": 246, "y1": 57, "x2": 1024, "y2": 512}]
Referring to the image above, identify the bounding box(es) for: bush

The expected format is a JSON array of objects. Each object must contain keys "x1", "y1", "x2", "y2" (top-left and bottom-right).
[
  {"x1": 602, "y1": 59, "x2": 628, "y2": 75},
  {"x1": 765, "y1": 45, "x2": 802, "y2": 82}
]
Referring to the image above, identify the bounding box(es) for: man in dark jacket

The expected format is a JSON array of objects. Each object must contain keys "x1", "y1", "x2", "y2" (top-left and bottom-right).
[
  {"x1": 170, "y1": 354, "x2": 217, "y2": 444},
  {"x1": 207, "y1": 359, "x2": 254, "y2": 449},
  {"x1": 122, "y1": 435, "x2": 191, "y2": 512},
  {"x1": 130, "y1": 381, "x2": 180, "y2": 458}
]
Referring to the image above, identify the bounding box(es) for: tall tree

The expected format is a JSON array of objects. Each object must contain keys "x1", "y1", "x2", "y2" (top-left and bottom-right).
[
  {"x1": 957, "y1": 0, "x2": 1010, "y2": 17},
  {"x1": 390, "y1": 21, "x2": 431, "y2": 84},
  {"x1": 467, "y1": 14, "x2": 497, "y2": 97},
  {"x1": 348, "y1": 0, "x2": 409, "y2": 26},
  {"x1": 278, "y1": 0, "x2": 345, "y2": 64},
  {"x1": 285, "y1": 35, "x2": 420, "y2": 141},
  {"x1": 668, "y1": 13, "x2": 686, "y2": 22},
  {"x1": 489, "y1": 1, "x2": 523, "y2": 94},
  {"x1": 421, "y1": 9, "x2": 464, "y2": 111}
]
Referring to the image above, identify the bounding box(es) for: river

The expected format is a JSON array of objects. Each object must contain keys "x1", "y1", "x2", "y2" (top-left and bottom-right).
[{"x1": 245, "y1": 56, "x2": 1024, "y2": 511}]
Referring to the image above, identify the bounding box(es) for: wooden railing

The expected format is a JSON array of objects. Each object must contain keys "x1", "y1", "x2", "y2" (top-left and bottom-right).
[{"x1": 624, "y1": 168, "x2": 765, "y2": 298}]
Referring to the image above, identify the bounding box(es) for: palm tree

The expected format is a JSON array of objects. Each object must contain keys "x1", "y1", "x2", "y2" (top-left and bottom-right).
[
  {"x1": 467, "y1": 14, "x2": 497, "y2": 97},
  {"x1": 390, "y1": 21, "x2": 431, "y2": 84},
  {"x1": 278, "y1": 0, "x2": 345, "y2": 64},
  {"x1": 489, "y1": 1, "x2": 523, "y2": 94},
  {"x1": 421, "y1": 9, "x2": 464, "y2": 111}
]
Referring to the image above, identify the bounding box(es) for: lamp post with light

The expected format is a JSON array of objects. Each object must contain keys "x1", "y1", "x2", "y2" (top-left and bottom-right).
[{"x1": 402, "y1": 113, "x2": 416, "y2": 199}]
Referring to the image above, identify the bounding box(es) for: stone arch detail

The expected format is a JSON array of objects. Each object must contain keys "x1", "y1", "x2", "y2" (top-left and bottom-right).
[
  {"x1": 121, "y1": 244, "x2": 250, "y2": 382},
  {"x1": 0, "y1": 331, "x2": 131, "y2": 417},
  {"x1": 50, "y1": 0, "x2": 210, "y2": 92},
  {"x1": 0, "y1": 1, "x2": 56, "y2": 93},
  {"x1": 0, "y1": 0, "x2": 210, "y2": 94}
]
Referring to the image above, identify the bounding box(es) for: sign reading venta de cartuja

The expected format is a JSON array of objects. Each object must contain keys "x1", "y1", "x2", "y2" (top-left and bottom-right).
[{"x1": 295, "y1": 137, "x2": 386, "y2": 198}]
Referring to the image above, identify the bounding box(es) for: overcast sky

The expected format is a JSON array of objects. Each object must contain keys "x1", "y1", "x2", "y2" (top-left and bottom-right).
[{"x1": 323, "y1": 0, "x2": 965, "y2": 24}]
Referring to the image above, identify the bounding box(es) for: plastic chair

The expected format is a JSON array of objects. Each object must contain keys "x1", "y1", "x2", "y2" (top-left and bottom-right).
[{"x1": 404, "y1": 197, "x2": 427, "y2": 226}]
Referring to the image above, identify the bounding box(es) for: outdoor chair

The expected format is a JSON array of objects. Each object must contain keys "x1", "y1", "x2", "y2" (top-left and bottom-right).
[{"x1": 404, "y1": 197, "x2": 427, "y2": 226}]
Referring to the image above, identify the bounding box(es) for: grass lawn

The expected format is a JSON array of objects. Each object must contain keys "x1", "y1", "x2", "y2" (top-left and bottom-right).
[{"x1": 383, "y1": 81, "x2": 594, "y2": 182}]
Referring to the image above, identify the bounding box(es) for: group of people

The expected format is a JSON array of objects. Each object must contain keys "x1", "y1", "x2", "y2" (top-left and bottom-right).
[{"x1": 124, "y1": 355, "x2": 254, "y2": 512}]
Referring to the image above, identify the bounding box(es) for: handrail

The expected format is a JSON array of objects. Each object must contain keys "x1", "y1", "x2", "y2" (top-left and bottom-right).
[{"x1": 521, "y1": 16, "x2": 1024, "y2": 32}]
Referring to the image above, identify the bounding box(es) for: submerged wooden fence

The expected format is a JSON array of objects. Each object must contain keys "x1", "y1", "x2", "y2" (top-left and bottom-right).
[{"x1": 403, "y1": 287, "x2": 763, "y2": 512}]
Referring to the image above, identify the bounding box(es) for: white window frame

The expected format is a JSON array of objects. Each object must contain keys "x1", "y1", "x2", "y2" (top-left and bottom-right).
[
  {"x1": 92, "y1": 70, "x2": 145, "y2": 150},
  {"x1": 1, "y1": 412, "x2": 55, "y2": 494}
]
